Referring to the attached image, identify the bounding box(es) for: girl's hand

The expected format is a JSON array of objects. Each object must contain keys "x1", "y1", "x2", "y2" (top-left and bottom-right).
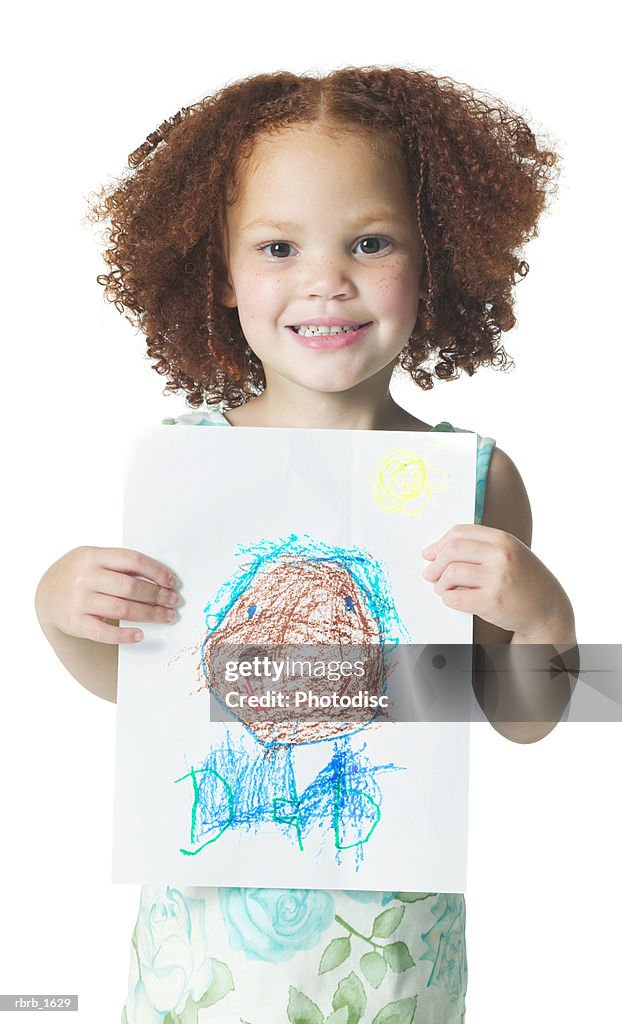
[
  {"x1": 421, "y1": 524, "x2": 572, "y2": 640},
  {"x1": 37, "y1": 546, "x2": 179, "y2": 645}
]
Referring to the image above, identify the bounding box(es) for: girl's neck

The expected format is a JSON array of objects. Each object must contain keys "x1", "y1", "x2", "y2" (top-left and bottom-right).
[{"x1": 224, "y1": 383, "x2": 431, "y2": 432}]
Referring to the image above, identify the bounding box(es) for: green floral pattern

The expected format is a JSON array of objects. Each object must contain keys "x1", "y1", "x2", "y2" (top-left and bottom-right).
[{"x1": 121, "y1": 410, "x2": 494, "y2": 1022}]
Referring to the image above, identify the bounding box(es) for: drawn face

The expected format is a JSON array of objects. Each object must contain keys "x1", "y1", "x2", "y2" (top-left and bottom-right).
[
  {"x1": 210, "y1": 559, "x2": 381, "y2": 645},
  {"x1": 220, "y1": 122, "x2": 427, "y2": 401},
  {"x1": 202, "y1": 557, "x2": 385, "y2": 746}
]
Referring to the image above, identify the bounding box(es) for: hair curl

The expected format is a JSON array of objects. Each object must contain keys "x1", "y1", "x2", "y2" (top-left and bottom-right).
[{"x1": 90, "y1": 66, "x2": 559, "y2": 408}]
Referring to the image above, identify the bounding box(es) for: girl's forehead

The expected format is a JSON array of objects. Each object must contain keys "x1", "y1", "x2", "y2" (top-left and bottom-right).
[
  {"x1": 245, "y1": 122, "x2": 401, "y2": 166},
  {"x1": 228, "y1": 124, "x2": 410, "y2": 213}
]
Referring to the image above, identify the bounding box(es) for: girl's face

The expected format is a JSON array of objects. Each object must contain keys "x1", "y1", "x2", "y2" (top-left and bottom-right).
[{"x1": 220, "y1": 123, "x2": 427, "y2": 400}]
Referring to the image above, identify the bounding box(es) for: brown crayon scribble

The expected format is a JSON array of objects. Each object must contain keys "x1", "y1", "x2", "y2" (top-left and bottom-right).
[{"x1": 198, "y1": 556, "x2": 386, "y2": 745}]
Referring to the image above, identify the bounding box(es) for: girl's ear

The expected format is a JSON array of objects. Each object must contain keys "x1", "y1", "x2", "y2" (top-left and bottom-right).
[
  {"x1": 218, "y1": 229, "x2": 237, "y2": 307},
  {"x1": 218, "y1": 276, "x2": 237, "y2": 308}
]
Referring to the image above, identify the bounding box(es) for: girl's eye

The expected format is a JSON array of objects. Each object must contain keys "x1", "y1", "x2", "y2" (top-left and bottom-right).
[
  {"x1": 354, "y1": 236, "x2": 391, "y2": 255},
  {"x1": 259, "y1": 241, "x2": 295, "y2": 259}
]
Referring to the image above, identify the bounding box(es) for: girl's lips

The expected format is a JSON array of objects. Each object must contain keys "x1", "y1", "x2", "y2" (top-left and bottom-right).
[{"x1": 286, "y1": 322, "x2": 372, "y2": 350}]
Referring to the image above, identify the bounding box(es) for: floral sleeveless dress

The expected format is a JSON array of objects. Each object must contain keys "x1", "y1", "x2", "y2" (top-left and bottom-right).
[{"x1": 122, "y1": 409, "x2": 495, "y2": 1024}]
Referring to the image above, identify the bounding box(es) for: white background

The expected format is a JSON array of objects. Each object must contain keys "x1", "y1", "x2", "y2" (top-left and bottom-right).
[{"x1": 2, "y1": 1, "x2": 619, "y2": 1021}]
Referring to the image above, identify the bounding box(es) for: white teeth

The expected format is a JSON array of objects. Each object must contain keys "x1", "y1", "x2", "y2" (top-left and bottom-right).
[{"x1": 294, "y1": 324, "x2": 364, "y2": 337}]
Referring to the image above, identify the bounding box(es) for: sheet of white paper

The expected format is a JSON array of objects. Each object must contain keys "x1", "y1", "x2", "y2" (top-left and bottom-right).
[{"x1": 113, "y1": 425, "x2": 476, "y2": 891}]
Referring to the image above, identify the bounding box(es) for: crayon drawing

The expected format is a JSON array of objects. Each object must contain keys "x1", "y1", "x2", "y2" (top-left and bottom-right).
[
  {"x1": 372, "y1": 447, "x2": 449, "y2": 515},
  {"x1": 174, "y1": 732, "x2": 402, "y2": 865},
  {"x1": 198, "y1": 533, "x2": 409, "y2": 745},
  {"x1": 175, "y1": 534, "x2": 409, "y2": 867}
]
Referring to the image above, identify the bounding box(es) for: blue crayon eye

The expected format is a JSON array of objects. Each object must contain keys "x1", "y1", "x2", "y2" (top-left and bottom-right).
[
  {"x1": 247, "y1": 604, "x2": 257, "y2": 619},
  {"x1": 344, "y1": 596, "x2": 354, "y2": 612}
]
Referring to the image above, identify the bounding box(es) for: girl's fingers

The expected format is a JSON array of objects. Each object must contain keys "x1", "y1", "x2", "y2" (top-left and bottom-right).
[
  {"x1": 439, "y1": 587, "x2": 486, "y2": 616},
  {"x1": 422, "y1": 540, "x2": 487, "y2": 581},
  {"x1": 88, "y1": 592, "x2": 177, "y2": 625},
  {"x1": 433, "y1": 562, "x2": 484, "y2": 593},
  {"x1": 95, "y1": 548, "x2": 177, "y2": 589},
  {"x1": 81, "y1": 616, "x2": 145, "y2": 645},
  {"x1": 422, "y1": 524, "x2": 506, "y2": 559},
  {"x1": 93, "y1": 568, "x2": 179, "y2": 608}
]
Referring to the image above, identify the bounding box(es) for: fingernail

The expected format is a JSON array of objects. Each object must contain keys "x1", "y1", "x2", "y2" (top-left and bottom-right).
[
  {"x1": 168, "y1": 574, "x2": 177, "y2": 587},
  {"x1": 133, "y1": 630, "x2": 143, "y2": 642},
  {"x1": 165, "y1": 609, "x2": 176, "y2": 621}
]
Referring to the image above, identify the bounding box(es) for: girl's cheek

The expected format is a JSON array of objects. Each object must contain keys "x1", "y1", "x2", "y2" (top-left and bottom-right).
[
  {"x1": 373, "y1": 267, "x2": 419, "y2": 318},
  {"x1": 239, "y1": 275, "x2": 283, "y2": 311}
]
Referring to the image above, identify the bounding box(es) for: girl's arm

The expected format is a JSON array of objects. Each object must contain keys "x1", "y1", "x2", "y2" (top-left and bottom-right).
[
  {"x1": 36, "y1": 599, "x2": 119, "y2": 703},
  {"x1": 476, "y1": 448, "x2": 576, "y2": 742},
  {"x1": 35, "y1": 547, "x2": 179, "y2": 704},
  {"x1": 423, "y1": 448, "x2": 578, "y2": 743}
]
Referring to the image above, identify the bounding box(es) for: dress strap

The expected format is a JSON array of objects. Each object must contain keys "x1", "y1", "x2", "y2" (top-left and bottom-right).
[{"x1": 162, "y1": 408, "x2": 229, "y2": 427}]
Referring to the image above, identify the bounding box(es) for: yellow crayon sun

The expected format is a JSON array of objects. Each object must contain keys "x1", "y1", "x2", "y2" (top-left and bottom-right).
[{"x1": 372, "y1": 448, "x2": 447, "y2": 514}]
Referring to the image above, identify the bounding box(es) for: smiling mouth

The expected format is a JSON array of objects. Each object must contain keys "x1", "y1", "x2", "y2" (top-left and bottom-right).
[
  {"x1": 286, "y1": 322, "x2": 373, "y2": 350},
  {"x1": 289, "y1": 322, "x2": 372, "y2": 335}
]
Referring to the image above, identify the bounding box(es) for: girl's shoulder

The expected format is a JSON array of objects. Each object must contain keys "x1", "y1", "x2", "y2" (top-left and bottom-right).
[{"x1": 435, "y1": 428, "x2": 530, "y2": 543}]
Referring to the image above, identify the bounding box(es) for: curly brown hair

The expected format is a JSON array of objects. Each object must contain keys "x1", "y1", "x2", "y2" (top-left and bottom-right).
[{"x1": 90, "y1": 66, "x2": 559, "y2": 408}]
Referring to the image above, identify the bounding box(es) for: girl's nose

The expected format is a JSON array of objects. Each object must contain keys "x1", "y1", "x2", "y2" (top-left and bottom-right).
[{"x1": 303, "y1": 258, "x2": 357, "y2": 301}]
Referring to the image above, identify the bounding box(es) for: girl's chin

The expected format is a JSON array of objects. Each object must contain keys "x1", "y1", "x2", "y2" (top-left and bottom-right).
[
  {"x1": 264, "y1": 363, "x2": 393, "y2": 396},
  {"x1": 286, "y1": 376, "x2": 373, "y2": 396}
]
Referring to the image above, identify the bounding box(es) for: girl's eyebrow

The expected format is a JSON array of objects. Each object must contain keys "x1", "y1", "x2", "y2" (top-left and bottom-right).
[{"x1": 241, "y1": 211, "x2": 402, "y2": 232}]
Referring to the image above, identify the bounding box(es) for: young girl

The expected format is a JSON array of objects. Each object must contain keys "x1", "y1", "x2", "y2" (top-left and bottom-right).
[{"x1": 35, "y1": 66, "x2": 576, "y2": 1024}]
